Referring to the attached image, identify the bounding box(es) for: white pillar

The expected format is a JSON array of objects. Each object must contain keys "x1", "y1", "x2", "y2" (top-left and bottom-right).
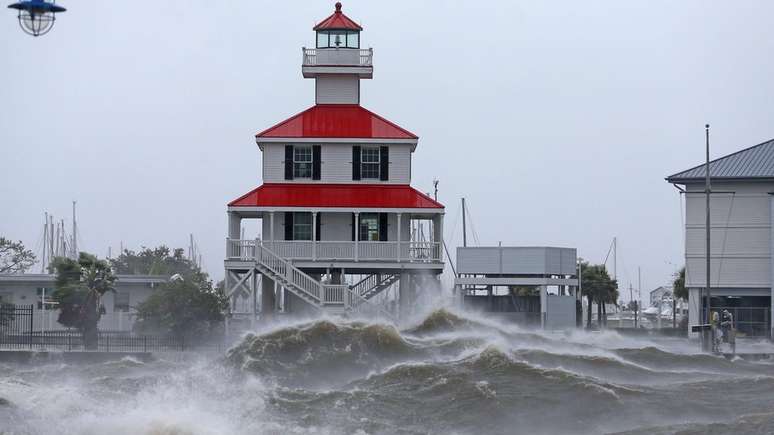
[
  {"x1": 269, "y1": 212, "x2": 275, "y2": 248},
  {"x1": 434, "y1": 213, "x2": 444, "y2": 261},
  {"x1": 312, "y1": 212, "x2": 318, "y2": 261},
  {"x1": 354, "y1": 212, "x2": 359, "y2": 262},
  {"x1": 397, "y1": 213, "x2": 402, "y2": 262},
  {"x1": 688, "y1": 287, "x2": 701, "y2": 338},
  {"x1": 228, "y1": 212, "x2": 241, "y2": 239},
  {"x1": 540, "y1": 285, "x2": 547, "y2": 329}
]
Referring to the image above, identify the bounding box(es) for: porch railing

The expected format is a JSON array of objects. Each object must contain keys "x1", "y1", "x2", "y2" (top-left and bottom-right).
[
  {"x1": 302, "y1": 47, "x2": 373, "y2": 67},
  {"x1": 227, "y1": 239, "x2": 442, "y2": 263}
]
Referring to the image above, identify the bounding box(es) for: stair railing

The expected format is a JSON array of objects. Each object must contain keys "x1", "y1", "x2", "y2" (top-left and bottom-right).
[{"x1": 255, "y1": 240, "x2": 322, "y2": 303}]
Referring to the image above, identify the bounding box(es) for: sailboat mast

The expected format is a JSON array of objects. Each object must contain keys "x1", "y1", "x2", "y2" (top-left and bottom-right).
[{"x1": 461, "y1": 197, "x2": 467, "y2": 248}]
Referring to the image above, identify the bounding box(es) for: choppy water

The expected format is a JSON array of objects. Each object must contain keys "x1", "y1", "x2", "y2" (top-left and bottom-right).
[{"x1": 3, "y1": 309, "x2": 774, "y2": 435}]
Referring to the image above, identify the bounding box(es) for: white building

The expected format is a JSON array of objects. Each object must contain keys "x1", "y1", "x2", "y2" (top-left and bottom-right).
[
  {"x1": 0, "y1": 273, "x2": 167, "y2": 332},
  {"x1": 455, "y1": 246, "x2": 579, "y2": 330},
  {"x1": 224, "y1": 3, "x2": 444, "y2": 320},
  {"x1": 667, "y1": 137, "x2": 774, "y2": 338}
]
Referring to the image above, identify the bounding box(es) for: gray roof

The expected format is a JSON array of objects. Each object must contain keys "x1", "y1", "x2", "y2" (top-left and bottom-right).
[{"x1": 666, "y1": 138, "x2": 774, "y2": 183}]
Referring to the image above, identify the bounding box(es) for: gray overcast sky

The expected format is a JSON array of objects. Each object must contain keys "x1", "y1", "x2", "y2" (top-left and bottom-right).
[{"x1": 2, "y1": 1, "x2": 773, "y2": 299}]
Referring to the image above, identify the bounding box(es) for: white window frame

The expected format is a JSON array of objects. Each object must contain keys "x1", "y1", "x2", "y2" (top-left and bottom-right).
[
  {"x1": 359, "y1": 213, "x2": 379, "y2": 241},
  {"x1": 361, "y1": 146, "x2": 380, "y2": 180},
  {"x1": 293, "y1": 146, "x2": 313, "y2": 179},
  {"x1": 293, "y1": 212, "x2": 313, "y2": 241}
]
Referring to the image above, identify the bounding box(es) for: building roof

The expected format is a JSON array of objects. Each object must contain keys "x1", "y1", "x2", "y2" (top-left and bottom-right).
[
  {"x1": 314, "y1": 2, "x2": 362, "y2": 31},
  {"x1": 229, "y1": 184, "x2": 444, "y2": 209},
  {"x1": 666, "y1": 138, "x2": 774, "y2": 183},
  {"x1": 255, "y1": 104, "x2": 418, "y2": 140}
]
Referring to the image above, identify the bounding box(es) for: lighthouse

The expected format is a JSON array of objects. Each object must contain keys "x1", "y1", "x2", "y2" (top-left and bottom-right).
[{"x1": 224, "y1": 3, "x2": 445, "y2": 321}]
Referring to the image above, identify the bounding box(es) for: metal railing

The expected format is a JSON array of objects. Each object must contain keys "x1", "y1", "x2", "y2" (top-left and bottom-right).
[
  {"x1": 226, "y1": 238, "x2": 442, "y2": 263},
  {"x1": 317, "y1": 241, "x2": 355, "y2": 260},
  {"x1": 323, "y1": 285, "x2": 348, "y2": 304},
  {"x1": 0, "y1": 330, "x2": 226, "y2": 352},
  {"x1": 302, "y1": 47, "x2": 373, "y2": 67},
  {"x1": 254, "y1": 243, "x2": 322, "y2": 303}
]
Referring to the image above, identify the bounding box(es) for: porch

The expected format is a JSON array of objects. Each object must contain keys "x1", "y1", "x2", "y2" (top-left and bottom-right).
[{"x1": 227, "y1": 238, "x2": 442, "y2": 263}]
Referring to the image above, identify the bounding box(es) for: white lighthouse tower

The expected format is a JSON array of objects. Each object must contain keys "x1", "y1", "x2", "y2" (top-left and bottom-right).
[{"x1": 224, "y1": 3, "x2": 444, "y2": 322}]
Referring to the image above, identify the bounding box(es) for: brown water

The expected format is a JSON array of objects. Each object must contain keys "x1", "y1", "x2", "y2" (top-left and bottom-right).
[{"x1": 2, "y1": 309, "x2": 774, "y2": 435}]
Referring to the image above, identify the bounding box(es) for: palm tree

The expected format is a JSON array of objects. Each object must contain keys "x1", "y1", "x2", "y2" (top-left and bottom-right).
[
  {"x1": 581, "y1": 262, "x2": 618, "y2": 328},
  {"x1": 52, "y1": 253, "x2": 116, "y2": 349}
]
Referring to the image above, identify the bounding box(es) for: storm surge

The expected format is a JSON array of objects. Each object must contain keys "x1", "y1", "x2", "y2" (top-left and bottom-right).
[{"x1": 3, "y1": 309, "x2": 774, "y2": 435}]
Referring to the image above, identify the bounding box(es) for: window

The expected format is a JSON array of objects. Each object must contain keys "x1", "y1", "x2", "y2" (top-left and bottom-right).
[
  {"x1": 361, "y1": 147, "x2": 380, "y2": 179},
  {"x1": 114, "y1": 292, "x2": 130, "y2": 312},
  {"x1": 36, "y1": 287, "x2": 53, "y2": 310},
  {"x1": 346, "y1": 32, "x2": 359, "y2": 48},
  {"x1": 359, "y1": 213, "x2": 379, "y2": 241},
  {"x1": 317, "y1": 32, "x2": 328, "y2": 48},
  {"x1": 316, "y1": 31, "x2": 360, "y2": 48},
  {"x1": 293, "y1": 212, "x2": 313, "y2": 240},
  {"x1": 294, "y1": 146, "x2": 312, "y2": 178}
]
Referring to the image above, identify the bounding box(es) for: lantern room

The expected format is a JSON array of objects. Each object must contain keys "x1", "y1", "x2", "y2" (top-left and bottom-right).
[
  {"x1": 302, "y1": 2, "x2": 372, "y2": 79},
  {"x1": 314, "y1": 2, "x2": 362, "y2": 48}
]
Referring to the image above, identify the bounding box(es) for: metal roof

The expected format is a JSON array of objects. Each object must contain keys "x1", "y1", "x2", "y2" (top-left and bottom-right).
[
  {"x1": 229, "y1": 184, "x2": 444, "y2": 209},
  {"x1": 255, "y1": 105, "x2": 418, "y2": 140},
  {"x1": 314, "y1": 3, "x2": 362, "y2": 31},
  {"x1": 666, "y1": 138, "x2": 774, "y2": 183}
]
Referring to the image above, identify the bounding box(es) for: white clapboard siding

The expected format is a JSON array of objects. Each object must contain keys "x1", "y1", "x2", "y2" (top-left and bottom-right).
[
  {"x1": 685, "y1": 193, "x2": 771, "y2": 226},
  {"x1": 685, "y1": 227, "x2": 770, "y2": 256},
  {"x1": 262, "y1": 143, "x2": 412, "y2": 184},
  {"x1": 316, "y1": 75, "x2": 359, "y2": 104},
  {"x1": 260, "y1": 212, "x2": 411, "y2": 242},
  {"x1": 686, "y1": 258, "x2": 770, "y2": 288},
  {"x1": 683, "y1": 182, "x2": 774, "y2": 289}
]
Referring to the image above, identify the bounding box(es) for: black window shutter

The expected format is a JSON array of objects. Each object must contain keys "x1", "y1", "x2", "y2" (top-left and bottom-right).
[
  {"x1": 352, "y1": 146, "x2": 361, "y2": 180},
  {"x1": 315, "y1": 213, "x2": 321, "y2": 241},
  {"x1": 284, "y1": 145, "x2": 294, "y2": 180},
  {"x1": 351, "y1": 213, "x2": 356, "y2": 241},
  {"x1": 312, "y1": 145, "x2": 321, "y2": 180},
  {"x1": 378, "y1": 213, "x2": 388, "y2": 241},
  {"x1": 379, "y1": 146, "x2": 389, "y2": 181},
  {"x1": 284, "y1": 212, "x2": 294, "y2": 240}
]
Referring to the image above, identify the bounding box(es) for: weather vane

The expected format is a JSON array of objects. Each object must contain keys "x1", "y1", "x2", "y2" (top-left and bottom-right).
[{"x1": 7, "y1": 0, "x2": 66, "y2": 37}]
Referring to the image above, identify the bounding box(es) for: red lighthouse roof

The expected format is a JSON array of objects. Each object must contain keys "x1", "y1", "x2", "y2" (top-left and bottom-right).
[
  {"x1": 255, "y1": 105, "x2": 418, "y2": 140},
  {"x1": 229, "y1": 184, "x2": 444, "y2": 209},
  {"x1": 314, "y1": 2, "x2": 363, "y2": 31}
]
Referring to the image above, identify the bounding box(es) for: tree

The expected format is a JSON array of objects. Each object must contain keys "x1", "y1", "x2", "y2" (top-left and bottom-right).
[
  {"x1": 0, "y1": 237, "x2": 36, "y2": 274},
  {"x1": 110, "y1": 246, "x2": 208, "y2": 282},
  {"x1": 134, "y1": 278, "x2": 227, "y2": 340},
  {"x1": 673, "y1": 267, "x2": 687, "y2": 301},
  {"x1": 117, "y1": 245, "x2": 227, "y2": 340},
  {"x1": 51, "y1": 253, "x2": 116, "y2": 349},
  {"x1": 580, "y1": 262, "x2": 618, "y2": 328}
]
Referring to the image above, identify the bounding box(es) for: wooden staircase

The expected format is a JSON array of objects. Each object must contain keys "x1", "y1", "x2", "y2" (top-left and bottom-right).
[{"x1": 252, "y1": 242, "x2": 396, "y2": 322}]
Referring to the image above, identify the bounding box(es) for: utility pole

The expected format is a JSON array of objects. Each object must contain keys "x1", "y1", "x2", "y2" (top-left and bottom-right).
[
  {"x1": 704, "y1": 124, "x2": 712, "y2": 352},
  {"x1": 461, "y1": 197, "x2": 467, "y2": 248}
]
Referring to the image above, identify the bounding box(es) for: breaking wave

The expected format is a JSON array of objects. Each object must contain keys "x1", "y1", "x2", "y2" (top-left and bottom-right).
[{"x1": 4, "y1": 308, "x2": 774, "y2": 434}]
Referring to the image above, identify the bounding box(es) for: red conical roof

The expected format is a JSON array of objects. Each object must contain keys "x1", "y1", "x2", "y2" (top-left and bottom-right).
[{"x1": 314, "y1": 2, "x2": 362, "y2": 31}]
